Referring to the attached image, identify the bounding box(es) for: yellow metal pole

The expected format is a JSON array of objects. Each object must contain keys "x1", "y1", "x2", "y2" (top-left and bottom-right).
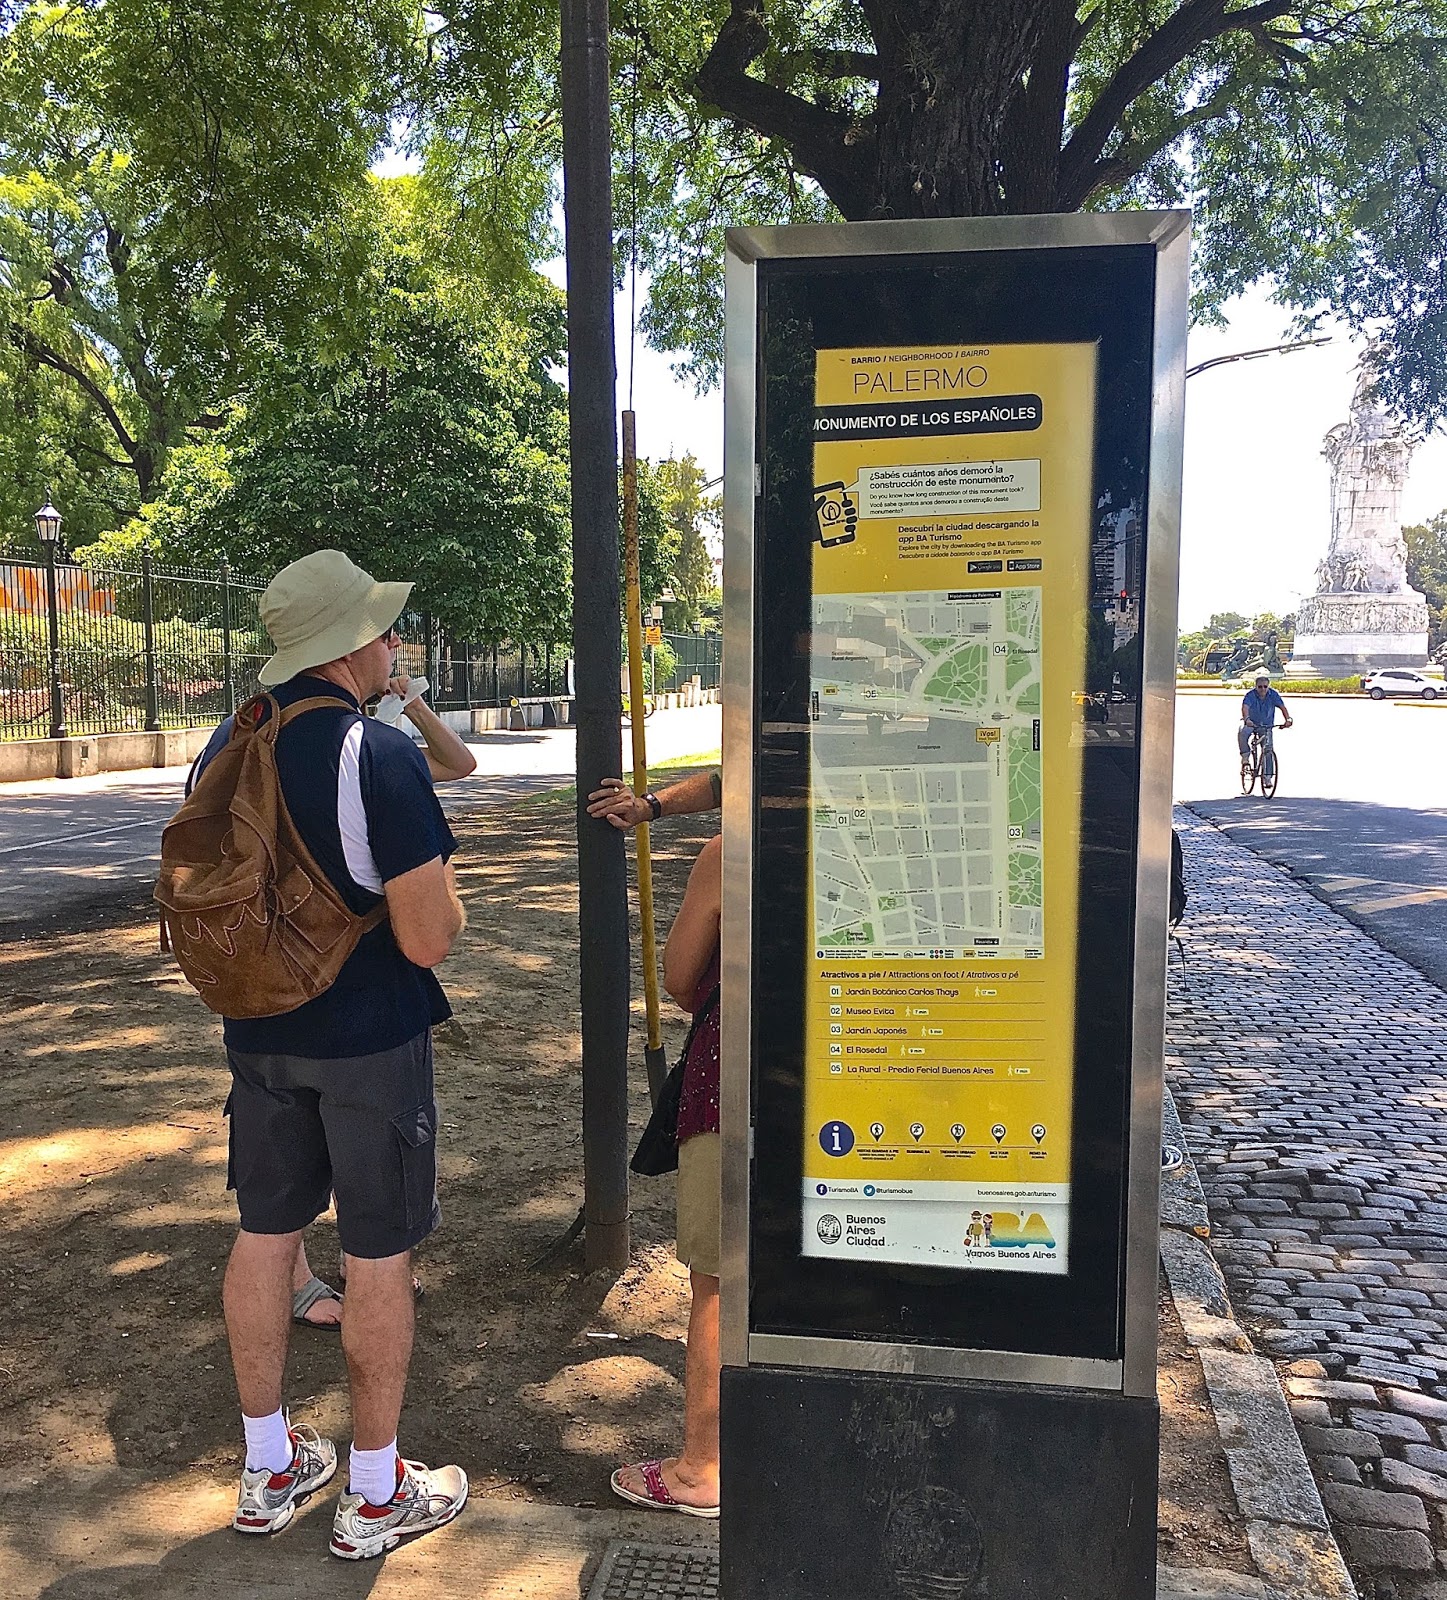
[{"x1": 621, "y1": 411, "x2": 668, "y2": 1103}]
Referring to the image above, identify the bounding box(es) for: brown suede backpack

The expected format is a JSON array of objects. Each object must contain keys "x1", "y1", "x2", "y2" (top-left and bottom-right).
[{"x1": 154, "y1": 693, "x2": 386, "y2": 1017}]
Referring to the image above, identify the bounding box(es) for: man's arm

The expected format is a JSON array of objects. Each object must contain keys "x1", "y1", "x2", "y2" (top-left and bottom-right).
[
  {"x1": 389, "y1": 675, "x2": 477, "y2": 782},
  {"x1": 586, "y1": 768, "x2": 720, "y2": 831},
  {"x1": 384, "y1": 857, "x2": 466, "y2": 969}
]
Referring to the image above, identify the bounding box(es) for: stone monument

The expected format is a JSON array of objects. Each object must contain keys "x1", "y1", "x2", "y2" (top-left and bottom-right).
[{"x1": 1290, "y1": 354, "x2": 1429, "y2": 675}]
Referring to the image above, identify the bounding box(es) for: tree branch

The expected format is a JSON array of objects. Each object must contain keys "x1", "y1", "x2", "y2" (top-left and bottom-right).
[
  {"x1": 1071, "y1": 84, "x2": 1241, "y2": 204},
  {"x1": 1058, "y1": 0, "x2": 1293, "y2": 208},
  {"x1": 695, "y1": 0, "x2": 874, "y2": 217},
  {"x1": 12, "y1": 327, "x2": 139, "y2": 461},
  {"x1": 810, "y1": 48, "x2": 880, "y2": 79},
  {"x1": 71, "y1": 438, "x2": 134, "y2": 471}
]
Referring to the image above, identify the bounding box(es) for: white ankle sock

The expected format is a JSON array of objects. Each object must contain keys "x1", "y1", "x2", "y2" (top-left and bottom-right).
[
  {"x1": 242, "y1": 1408, "x2": 293, "y2": 1475},
  {"x1": 350, "y1": 1439, "x2": 399, "y2": 1506}
]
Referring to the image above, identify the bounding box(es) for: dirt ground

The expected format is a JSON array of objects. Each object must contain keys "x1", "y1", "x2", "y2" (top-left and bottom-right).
[{"x1": 0, "y1": 768, "x2": 1248, "y2": 1581}]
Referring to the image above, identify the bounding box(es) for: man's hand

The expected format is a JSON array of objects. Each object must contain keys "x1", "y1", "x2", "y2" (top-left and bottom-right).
[
  {"x1": 587, "y1": 778, "x2": 649, "y2": 830},
  {"x1": 387, "y1": 673, "x2": 413, "y2": 702},
  {"x1": 1283, "y1": 716, "x2": 1294, "y2": 728}
]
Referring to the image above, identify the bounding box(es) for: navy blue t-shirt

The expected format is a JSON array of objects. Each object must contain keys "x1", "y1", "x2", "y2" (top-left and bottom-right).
[{"x1": 191, "y1": 675, "x2": 456, "y2": 1059}]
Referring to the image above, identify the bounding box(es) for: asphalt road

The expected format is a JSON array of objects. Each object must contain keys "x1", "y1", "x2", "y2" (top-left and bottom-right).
[
  {"x1": 1173, "y1": 693, "x2": 1447, "y2": 989},
  {"x1": 0, "y1": 708, "x2": 722, "y2": 936}
]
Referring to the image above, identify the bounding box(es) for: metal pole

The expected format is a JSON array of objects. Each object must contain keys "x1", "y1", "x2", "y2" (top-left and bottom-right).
[
  {"x1": 220, "y1": 559, "x2": 235, "y2": 717},
  {"x1": 622, "y1": 412, "x2": 668, "y2": 1101},
  {"x1": 562, "y1": 0, "x2": 630, "y2": 1272},
  {"x1": 43, "y1": 542, "x2": 65, "y2": 740},
  {"x1": 141, "y1": 550, "x2": 160, "y2": 733}
]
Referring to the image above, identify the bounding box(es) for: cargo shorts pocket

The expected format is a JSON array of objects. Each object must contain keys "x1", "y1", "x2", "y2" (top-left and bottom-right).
[{"x1": 391, "y1": 1103, "x2": 438, "y2": 1231}]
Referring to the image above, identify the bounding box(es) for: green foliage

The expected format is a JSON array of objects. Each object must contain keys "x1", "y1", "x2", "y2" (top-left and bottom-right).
[
  {"x1": 653, "y1": 453, "x2": 720, "y2": 630},
  {"x1": 632, "y1": 457, "x2": 679, "y2": 610},
  {"x1": 646, "y1": 637, "x2": 678, "y2": 695},
  {"x1": 420, "y1": 0, "x2": 1447, "y2": 413},
  {"x1": 0, "y1": 0, "x2": 422, "y2": 497},
  {"x1": 1404, "y1": 511, "x2": 1447, "y2": 656},
  {"x1": 79, "y1": 184, "x2": 575, "y2": 645},
  {"x1": 1265, "y1": 677, "x2": 1363, "y2": 694}
]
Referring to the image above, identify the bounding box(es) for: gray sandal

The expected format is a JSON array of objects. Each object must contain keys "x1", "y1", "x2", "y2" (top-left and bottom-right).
[{"x1": 292, "y1": 1275, "x2": 343, "y2": 1329}]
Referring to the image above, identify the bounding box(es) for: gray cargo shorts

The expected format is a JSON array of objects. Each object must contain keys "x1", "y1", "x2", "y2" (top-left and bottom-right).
[{"x1": 224, "y1": 1030, "x2": 441, "y2": 1259}]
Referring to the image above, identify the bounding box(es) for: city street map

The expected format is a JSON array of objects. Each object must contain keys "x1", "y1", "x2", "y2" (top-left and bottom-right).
[{"x1": 812, "y1": 587, "x2": 1044, "y2": 960}]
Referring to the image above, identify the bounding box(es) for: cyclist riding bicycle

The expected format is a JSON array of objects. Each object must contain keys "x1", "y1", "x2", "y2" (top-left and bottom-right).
[{"x1": 1238, "y1": 670, "x2": 1293, "y2": 771}]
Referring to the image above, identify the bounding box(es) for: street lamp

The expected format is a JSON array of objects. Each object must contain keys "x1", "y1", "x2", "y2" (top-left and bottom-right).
[
  {"x1": 1186, "y1": 335, "x2": 1331, "y2": 381},
  {"x1": 34, "y1": 491, "x2": 66, "y2": 739},
  {"x1": 34, "y1": 495, "x2": 62, "y2": 547}
]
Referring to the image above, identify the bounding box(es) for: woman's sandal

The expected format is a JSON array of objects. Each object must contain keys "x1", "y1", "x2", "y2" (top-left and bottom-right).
[
  {"x1": 291, "y1": 1275, "x2": 343, "y2": 1330},
  {"x1": 610, "y1": 1460, "x2": 720, "y2": 1519}
]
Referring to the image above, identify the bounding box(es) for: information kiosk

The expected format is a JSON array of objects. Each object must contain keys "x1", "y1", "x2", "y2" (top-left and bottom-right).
[{"x1": 718, "y1": 213, "x2": 1189, "y2": 1599}]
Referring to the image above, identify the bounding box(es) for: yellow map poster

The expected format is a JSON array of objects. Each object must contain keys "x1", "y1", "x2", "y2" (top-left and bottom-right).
[{"x1": 801, "y1": 341, "x2": 1098, "y2": 1274}]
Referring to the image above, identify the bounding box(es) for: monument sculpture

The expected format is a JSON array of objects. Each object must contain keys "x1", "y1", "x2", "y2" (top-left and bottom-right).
[{"x1": 1291, "y1": 354, "x2": 1430, "y2": 674}]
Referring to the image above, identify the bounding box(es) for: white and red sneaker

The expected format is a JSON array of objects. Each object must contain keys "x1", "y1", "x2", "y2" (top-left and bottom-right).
[
  {"x1": 329, "y1": 1454, "x2": 469, "y2": 1560},
  {"x1": 232, "y1": 1425, "x2": 337, "y2": 1535}
]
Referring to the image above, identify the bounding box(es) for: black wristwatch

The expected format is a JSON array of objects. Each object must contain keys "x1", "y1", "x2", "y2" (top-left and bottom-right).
[{"x1": 644, "y1": 792, "x2": 662, "y2": 822}]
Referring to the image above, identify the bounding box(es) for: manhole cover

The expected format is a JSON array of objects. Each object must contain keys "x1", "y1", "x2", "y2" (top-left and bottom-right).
[{"x1": 586, "y1": 1539, "x2": 720, "y2": 1600}]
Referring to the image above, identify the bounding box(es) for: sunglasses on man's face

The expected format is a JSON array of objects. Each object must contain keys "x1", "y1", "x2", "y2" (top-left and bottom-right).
[{"x1": 379, "y1": 627, "x2": 403, "y2": 647}]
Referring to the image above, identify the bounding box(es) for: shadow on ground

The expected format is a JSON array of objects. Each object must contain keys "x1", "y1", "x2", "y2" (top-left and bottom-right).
[{"x1": 0, "y1": 776, "x2": 721, "y2": 1598}]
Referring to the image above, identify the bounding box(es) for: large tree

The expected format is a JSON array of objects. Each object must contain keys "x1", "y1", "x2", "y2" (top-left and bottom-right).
[
  {"x1": 423, "y1": 0, "x2": 1447, "y2": 419},
  {"x1": 1405, "y1": 511, "x2": 1447, "y2": 657},
  {"x1": 0, "y1": 0, "x2": 420, "y2": 502},
  {"x1": 84, "y1": 183, "x2": 576, "y2": 645}
]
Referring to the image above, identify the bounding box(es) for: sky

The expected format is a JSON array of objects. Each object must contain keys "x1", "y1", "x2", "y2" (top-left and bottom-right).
[
  {"x1": 595, "y1": 280, "x2": 1447, "y2": 633},
  {"x1": 375, "y1": 134, "x2": 1446, "y2": 632}
]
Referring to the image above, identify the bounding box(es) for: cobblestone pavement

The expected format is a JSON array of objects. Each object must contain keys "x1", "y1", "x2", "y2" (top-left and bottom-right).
[{"x1": 1170, "y1": 808, "x2": 1447, "y2": 1600}]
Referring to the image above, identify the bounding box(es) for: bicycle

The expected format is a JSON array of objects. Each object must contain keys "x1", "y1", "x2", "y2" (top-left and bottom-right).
[
  {"x1": 620, "y1": 692, "x2": 656, "y2": 725},
  {"x1": 1239, "y1": 724, "x2": 1284, "y2": 797}
]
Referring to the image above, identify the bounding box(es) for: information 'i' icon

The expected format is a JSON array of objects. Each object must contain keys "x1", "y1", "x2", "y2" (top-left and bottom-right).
[
  {"x1": 950, "y1": 1123, "x2": 965, "y2": 1143},
  {"x1": 991, "y1": 1123, "x2": 1007, "y2": 1144},
  {"x1": 1032, "y1": 1124, "x2": 1047, "y2": 1144},
  {"x1": 909, "y1": 1122, "x2": 925, "y2": 1143},
  {"x1": 870, "y1": 1122, "x2": 885, "y2": 1142}
]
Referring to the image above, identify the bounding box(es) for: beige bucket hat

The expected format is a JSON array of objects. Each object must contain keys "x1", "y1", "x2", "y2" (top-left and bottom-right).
[{"x1": 258, "y1": 549, "x2": 413, "y2": 687}]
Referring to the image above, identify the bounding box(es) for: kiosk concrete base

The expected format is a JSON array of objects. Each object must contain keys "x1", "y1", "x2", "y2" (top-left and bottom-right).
[{"x1": 720, "y1": 1365, "x2": 1158, "y2": 1600}]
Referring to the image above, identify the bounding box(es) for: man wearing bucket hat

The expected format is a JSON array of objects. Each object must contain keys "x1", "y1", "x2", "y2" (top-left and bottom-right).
[{"x1": 186, "y1": 550, "x2": 471, "y2": 1559}]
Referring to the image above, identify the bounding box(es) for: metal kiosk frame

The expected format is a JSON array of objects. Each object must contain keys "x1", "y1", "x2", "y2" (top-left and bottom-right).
[{"x1": 718, "y1": 212, "x2": 1188, "y2": 1600}]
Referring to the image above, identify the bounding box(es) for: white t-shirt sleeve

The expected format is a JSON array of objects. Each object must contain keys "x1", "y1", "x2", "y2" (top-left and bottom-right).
[{"x1": 337, "y1": 719, "x2": 384, "y2": 893}]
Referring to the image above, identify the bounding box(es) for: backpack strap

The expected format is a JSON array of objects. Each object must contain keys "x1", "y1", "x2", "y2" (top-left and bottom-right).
[{"x1": 276, "y1": 694, "x2": 363, "y2": 726}]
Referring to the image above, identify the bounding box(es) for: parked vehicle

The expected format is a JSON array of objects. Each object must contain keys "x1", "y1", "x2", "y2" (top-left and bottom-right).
[{"x1": 1361, "y1": 668, "x2": 1440, "y2": 701}]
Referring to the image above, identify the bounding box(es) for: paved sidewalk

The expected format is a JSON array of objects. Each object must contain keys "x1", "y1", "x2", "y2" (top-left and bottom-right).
[
  {"x1": 1170, "y1": 807, "x2": 1447, "y2": 1598},
  {"x1": 0, "y1": 704, "x2": 721, "y2": 930}
]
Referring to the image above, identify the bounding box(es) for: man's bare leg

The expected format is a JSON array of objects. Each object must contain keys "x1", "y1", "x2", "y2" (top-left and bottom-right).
[
  {"x1": 225, "y1": 1228, "x2": 302, "y2": 1417},
  {"x1": 340, "y1": 1250, "x2": 416, "y2": 1450}
]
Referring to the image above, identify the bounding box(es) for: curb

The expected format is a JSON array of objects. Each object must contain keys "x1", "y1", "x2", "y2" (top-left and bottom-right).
[{"x1": 1162, "y1": 1084, "x2": 1358, "y2": 1600}]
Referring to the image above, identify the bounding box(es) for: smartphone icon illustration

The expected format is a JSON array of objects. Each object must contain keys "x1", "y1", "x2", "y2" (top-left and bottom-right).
[{"x1": 813, "y1": 482, "x2": 858, "y2": 547}]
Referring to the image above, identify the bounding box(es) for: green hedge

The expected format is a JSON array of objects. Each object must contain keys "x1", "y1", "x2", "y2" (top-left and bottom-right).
[{"x1": 1263, "y1": 677, "x2": 1363, "y2": 694}]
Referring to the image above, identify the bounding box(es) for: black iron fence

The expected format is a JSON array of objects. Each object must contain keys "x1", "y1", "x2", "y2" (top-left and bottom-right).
[
  {"x1": 0, "y1": 546, "x2": 269, "y2": 742},
  {"x1": 0, "y1": 542, "x2": 721, "y2": 742},
  {"x1": 654, "y1": 630, "x2": 722, "y2": 694},
  {"x1": 400, "y1": 632, "x2": 572, "y2": 711},
  {"x1": 404, "y1": 629, "x2": 720, "y2": 710}
]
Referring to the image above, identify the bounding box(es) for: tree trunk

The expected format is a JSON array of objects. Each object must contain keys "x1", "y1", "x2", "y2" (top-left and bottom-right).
[{"x1": 864, "y1": 0, "x2": 1061, "y2": 218}]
